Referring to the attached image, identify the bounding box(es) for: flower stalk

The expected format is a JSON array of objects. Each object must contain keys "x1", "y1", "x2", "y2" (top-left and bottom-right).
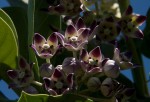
[
  {"x1": 32, "y1": 81, "x2": 43, "y2": 87},
  {"x1": 127, "y1": 39, "x2": 149, "y2": 97}
]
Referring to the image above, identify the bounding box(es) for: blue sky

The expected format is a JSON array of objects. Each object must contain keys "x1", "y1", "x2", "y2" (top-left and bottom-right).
[{"x1": 0, "y1": 0, "x2": 150, "y2": 100}]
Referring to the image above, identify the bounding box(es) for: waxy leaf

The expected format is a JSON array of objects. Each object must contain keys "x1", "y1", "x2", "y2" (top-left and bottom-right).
[
  {"x1": 0, "y1": 9, "x2": 18, "y2": 42},
  {"x1": 0, "y1": 17, "x2": 18, "y2": 69},
  {"x1": 3, "y1": 7, "x2": 29, "y2": 60},
  {"x1": 18, "y1": 91, "x2": 93, "y2": 102}
]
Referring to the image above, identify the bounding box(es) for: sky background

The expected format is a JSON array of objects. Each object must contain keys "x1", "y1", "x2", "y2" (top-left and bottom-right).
[{"x1": 0, "y1": 0, "x2": 150, "y2": 100}]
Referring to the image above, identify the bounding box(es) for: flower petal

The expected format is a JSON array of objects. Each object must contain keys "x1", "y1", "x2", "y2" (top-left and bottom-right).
[
  {"x1": 33, "y1": 33, "x2": 46, "y2": 53},
  {"x1": 88, "y1": 67, "x2": 102, "y2": 73},
  {"x1": 113, "y1": 48, "x2": 120, "y2": 62},
  {"x1": 19, "y1": 57, "x2": 29, "y2": 70},
  {"x1": 80, "y1": 49, "x2": 89, "y2": 62},
  {"x1": 64, "y1": 43, "x2": 77, "y2": 51},
  {"x1": 75, "y1": 17, "x2": 85, "y2": 30},
  {"x1": 55, "y1": 32, "x2": 65, "y2": 46},
  {"x1": 120, "y1": 51, "x2": 132, "y2": 62},
  {"x1": 67, "y1": 73, "x2": 74, "y2": 87},
  {"x1": 133, "y1": 15, "x2": 146, "y2": 26},
  {"x1": 52, "y1": 69, "x2": 62, "y2": 80},
  {"x1": 119, "y1": 62, "x2": 133, "y2": 70},
  {"x1": 48, "y1": 88, "x2": 57, "y2": 95},
  {"x1": 78, "y1": 28, "x2": 90, "y2": 41},
  {"x1": 77, "y1": 41, "x2": 88, "y2": 51},
  {"x1": 101, "y1": 58, "x2": 109, "y2": 67},
  {"x1": 124, "y1": 5, "x2": 133, "y2": 15},
  {"x1": 89, "y1": 46, "x2": 102, "y2": 63},
  {"x1": 43, "y1": 77, "x2": 52, "y2": 89},
  {"x1": 47, "y1": 32, "x2": 58, "y2": 48},
  {"x1": 30, "y1": 44, "x2": 41, "y2": 57},
  {"x1": 34, "y1": 33, "x2": 46, "y2": 45},
  {"x1": 89, "y1": 25, "x2": 99, "y2": 41},
  {"x1": 65, "y1": 25, "x2": 77, "y2": 39},
  {"x1": 7, "y1": 70, "x2": 18, "y2": 79},
  {"x1": 127, "y1": 28, "x2": 144, "y2": 39},
  {"x1": 62, "y1": 88, "x2": 70, "y2": 94}
]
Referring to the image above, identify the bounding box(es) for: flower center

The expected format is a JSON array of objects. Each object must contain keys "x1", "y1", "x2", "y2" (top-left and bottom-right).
[
  {"x1": 19, "y1": 71, "x2": 25, "y2": 78},
  {"x1": 69, "y1": 36, "x2": 78, "y2": 42},
  {"x1": 55, "y1": 81, "x2": 63, "y2": 89},
  {"x1": 127, "y1": 22, "x2": 134, "y2": 29},
  {"x1": 89, "y1": 58, "x2": 97, "y2": 65},
  {"x1": 42, "y1": 44, "x2": 50, "y2": 49}
]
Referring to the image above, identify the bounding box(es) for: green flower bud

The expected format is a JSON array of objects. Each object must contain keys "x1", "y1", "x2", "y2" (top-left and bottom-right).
[{"x1": 87, "y1": 77, "x2": 101, "y2": 91}]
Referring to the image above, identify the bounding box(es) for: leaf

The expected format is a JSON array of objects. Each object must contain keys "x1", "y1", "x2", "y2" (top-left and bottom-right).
[
  {"x1": 28, "y1": 0, "x2": 40, "y2": 81},
  {"x1": 18, "y1": 91, "x2": 93, "y2": 102},
  {"x1": 118, "y1": 0, "x2": 130, "y2": 14},
  {"x1": 0, "y1": 17, "x2": 18, "y2": 69},
  {"x1": 0, "y1": 9, "x2": 18, "y2": 43},
  {"x1": 3, "y1": 7, "x2": 29, "y2": 60},
  {"x1": 141, "y1": 8, "x2": 150, "y2": 58}
]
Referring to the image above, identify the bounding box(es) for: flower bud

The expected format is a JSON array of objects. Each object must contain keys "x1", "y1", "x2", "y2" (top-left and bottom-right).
[
  {"x1": 62, "y1": 57, "x2": 82, "y2": 75},
  {"x1": 87, "y1": 77, "x2": 101, "y2": 91},
  {"x1": 100, "y1": 78, "x2": 119, "y2": 97},
  {"x1": 103, "y1": 60, "x2": 120, "y2": 78},
  {"x1": 40, "y1": 63, "x2": 54, "y2": 77}
]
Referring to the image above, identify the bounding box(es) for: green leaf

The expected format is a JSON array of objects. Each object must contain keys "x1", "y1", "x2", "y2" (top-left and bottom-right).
[
  {"x1": 118, "y1": 0, "x2": 130, "y2": 14},
  {"x1": 0, "y1": 17, "x2": 18, "y2": 69},
  {"x1": 28, "y1": 0, "x2": 40, "y2": 81},
  {"x1": 141, "y1": 8, "x2": 150, "y2": 58},
  {"x1": 0, "y1": 9, "x2": 18, "y2": 45},
  {"x1": 3, "y1": 7, "x2": 29, "y2": 60},
  {"x1": 18, "y1": 92, "x2": 93, "y2": 102}
]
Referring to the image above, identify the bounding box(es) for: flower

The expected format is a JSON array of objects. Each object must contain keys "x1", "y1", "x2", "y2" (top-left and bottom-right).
[
  {"x1": 47, "y1": 0, "x2": 82, "y2": 15},
  {"x1": 100, "y1": 0, "x2": 121, "y2": 18},
  {"x1": 7, "y1": 57, "x2": 34, "y2": 88},
  {"x1": 40, "y1": 63, "x2": 54, "y2": 77},
  {"x1": 31, "y1": 33, "x2": 59, "y2": 59},
  {"x1": 80, "y1": 46, "x2": 103, "y2": 73},
  {"x1": 43, "y1": 68, "x2": 74, "y2": 95},
  {"x1": 118, "y1": 5, "x2": 146, "y2": 39},
  {"x1": 103, "y1": 59, "x2": 120, "y2": 78},
  {"x1": 56, "y1": 17, "x2": 92, "y2": 51},
  {"x1": 95, "y1": 16, "x2": 121, "y2": 42},
  {"x1": 62, "y1": 57, "x2": 82, "y2": 75},
  {"x1": 100, "y1": 78, "x2": 120, "y2": 97},
  {"x1": 87, "y1": 77, "x2": 101, "y2": 91},
  {"x1": 113, "y1": 48, "x2": 133, "y2": 70}
]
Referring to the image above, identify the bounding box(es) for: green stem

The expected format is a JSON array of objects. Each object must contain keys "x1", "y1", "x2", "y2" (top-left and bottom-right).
[
  {"x1": 46, "y1": 58, "x2": 51, "y2": 64},
  {"x1": 95, "y1": 1, "x2": 99, "y2": 17},
  {"x1": 32, "y1": 81, "x2": 42, "y2": 87},
  {"x1": 73, "y1": 51, "x2": 77, "y2": 59},
  {"x1": 127, "y1": 39, "x2": 149, "y2": 97},
  {"x1": 28, "y1": 0, "x2": 40, "y2": 81}
]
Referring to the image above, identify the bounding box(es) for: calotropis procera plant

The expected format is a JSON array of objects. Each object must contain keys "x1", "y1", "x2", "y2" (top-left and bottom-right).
[{"x1": 0, "y1": 0, "x2": 149, "y2": 102}]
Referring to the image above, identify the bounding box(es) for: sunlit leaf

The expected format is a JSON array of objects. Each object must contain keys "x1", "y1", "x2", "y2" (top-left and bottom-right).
[
  {"x1": 18, "y1": 91, "x2": 93, "y2": 102},
  {"x1": 0, "y1": 17, "x2": 18, "y2": 69},
  {"x1": 3, "y1": 7, "x2": 28, "y2": 60}
]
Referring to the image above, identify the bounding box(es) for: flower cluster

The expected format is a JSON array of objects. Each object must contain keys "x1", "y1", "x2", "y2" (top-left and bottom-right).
[{"x1": 7, "y1": 1, "x2": 146, "y2": 102}]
